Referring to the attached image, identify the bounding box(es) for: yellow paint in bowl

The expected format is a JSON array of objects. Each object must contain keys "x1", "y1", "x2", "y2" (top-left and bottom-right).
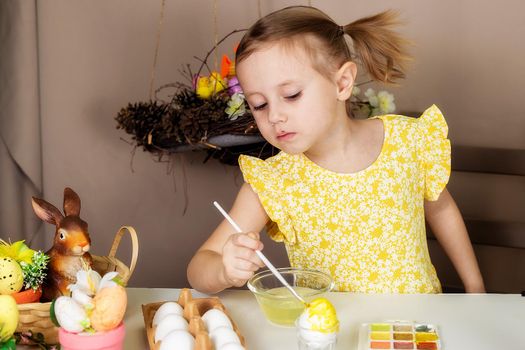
[{"x1": 248, "y1": 268, "x2": 334, "y2": 326}]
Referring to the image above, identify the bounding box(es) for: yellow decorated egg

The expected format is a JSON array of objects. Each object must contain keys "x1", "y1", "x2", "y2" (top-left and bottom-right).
[
  {"x1": 0, "y1": 257, "x2": 23, "y2": 295},
  {"x1": 0, "y1": 294, "x2": 19, "y2": 342},
  {"x1": 90, "y1": 285, "x2": 127, "y2": 331}
]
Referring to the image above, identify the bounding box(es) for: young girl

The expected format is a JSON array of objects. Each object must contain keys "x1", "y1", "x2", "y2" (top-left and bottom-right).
[{"x1": 187, "y1": 6, "x2": 485, "y2": 294}]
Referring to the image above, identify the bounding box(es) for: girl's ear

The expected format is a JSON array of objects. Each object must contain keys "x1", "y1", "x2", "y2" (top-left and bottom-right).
[{"x1": 335, "y1": 61, "x2": 357, "y2": 101}]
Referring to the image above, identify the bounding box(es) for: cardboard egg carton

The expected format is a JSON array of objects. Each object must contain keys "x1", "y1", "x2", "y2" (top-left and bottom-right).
[{"x1": 142, "y1": 288, "x2": 246, "y2": 350}]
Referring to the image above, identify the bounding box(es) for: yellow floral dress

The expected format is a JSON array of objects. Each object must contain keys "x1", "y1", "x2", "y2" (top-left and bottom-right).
[{"x1": 239, "y1": 105, "x2": 451, "y2": 293}]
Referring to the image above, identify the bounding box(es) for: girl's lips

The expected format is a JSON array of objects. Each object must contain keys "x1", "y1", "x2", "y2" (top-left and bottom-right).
[{"x1": 276, "y1": 132, "x2": 296, "y2": 141}]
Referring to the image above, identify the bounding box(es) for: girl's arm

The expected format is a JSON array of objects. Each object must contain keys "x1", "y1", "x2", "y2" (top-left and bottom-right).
[
  {"x1": 187, "y1": 183, "x2": 269, "y2": 294},
  {"x1": 424, "y1": 188, "x2": 486, "y2": 293}
]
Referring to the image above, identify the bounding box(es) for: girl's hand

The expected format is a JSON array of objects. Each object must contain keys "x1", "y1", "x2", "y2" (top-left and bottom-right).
[{"x1": 222, "y1": 232, "x2": 265, "y2": 287}]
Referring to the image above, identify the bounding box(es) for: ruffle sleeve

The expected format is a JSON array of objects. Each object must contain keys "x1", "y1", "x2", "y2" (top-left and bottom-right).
[
  {"x1": 417, "y1": 105, "x2": 451, "y2": 201},
  {"x1": 238, "y1": 155, "x2": 297, "y2": 244}
]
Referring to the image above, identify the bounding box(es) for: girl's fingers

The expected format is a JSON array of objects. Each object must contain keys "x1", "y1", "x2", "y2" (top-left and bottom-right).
[
  {"x1": 230, "y1": 278, "x2": 247, "y2": 288},
  {"x1": 223, "y1": 232, "x2": 265, "y2": 285},
  {"x1": 232, "y1": 268, "x2": 255, "y2": 281},
  {"x1": 235, "y1": 258, "x2": 261, "y2": 272},
  {"x1": 232, "y1": 232, "x2": 264, "y2": 251},
  {"x1": 225, "y1": 257, "x2": 261, "y2": 282},
  {"x1": 227, "y1": 265, "x2": 256, "y2": 283},
  {"x1": 246, "y1": 231, "x2": 260, "y2": 241},
  {"x1": 235, "y1": 246, "x2": 264, "y2": 267}
]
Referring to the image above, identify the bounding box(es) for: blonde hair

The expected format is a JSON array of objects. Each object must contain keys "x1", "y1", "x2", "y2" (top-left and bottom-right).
[{"x1": 236, "y1": 6, "x2": 411, "y2": 84}]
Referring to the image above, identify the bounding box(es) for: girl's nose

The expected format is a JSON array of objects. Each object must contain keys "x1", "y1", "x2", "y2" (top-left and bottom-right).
[{"x1": 268, "y1": 106, "x2": 286, "y2": 125}]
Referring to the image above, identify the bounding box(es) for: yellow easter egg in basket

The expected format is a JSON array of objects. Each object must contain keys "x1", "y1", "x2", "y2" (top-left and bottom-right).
[
  {"x1": 0, "y1": 294, "x2": 19, "y2": 342},
  {"x1": 0, "y1": 257, "x2": 23, "y2": 295}
]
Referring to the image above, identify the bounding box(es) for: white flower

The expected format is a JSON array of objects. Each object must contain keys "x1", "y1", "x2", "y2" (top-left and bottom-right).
[
  {"x1": 351, "y1": 86, "x2": 361, "y2": 96},
  {"x1": 364, "y1": 88, "x2": 378, "y2": 108},
  {"x1": 225, "y1": 93, "x2": 247, "y2": 120},
  {"x1": 68, "y1": 270, "x2": 119, "y2": 308},
  {"x1": 68, "y1": 269, "x2": 101, "y2": 296},
  {"x1": 377, "y1": 90, "x2": 396, "y2": 114},
  {"x1": 71, "y1": 288, "x2": 94, "y2": 309},
  {"x1": 98, "y1": 271, "x2": 119, "y2": 290}
]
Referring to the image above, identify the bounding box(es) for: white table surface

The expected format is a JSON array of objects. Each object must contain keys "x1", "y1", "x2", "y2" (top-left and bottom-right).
[{"x1": 124, "y1": 288, "x2": 524, "y2": 350}]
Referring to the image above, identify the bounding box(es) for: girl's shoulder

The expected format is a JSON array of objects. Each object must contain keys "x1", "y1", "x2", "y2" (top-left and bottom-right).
[
  {"x1": 239, "y1": 151, "x2": 289, "y2": 169},
  {"x1": 238, "y1": 152, "x2": 302, "y2": 181},
  {"x1": 377, "y1": 105, "x2": 447, "y2": 138}
]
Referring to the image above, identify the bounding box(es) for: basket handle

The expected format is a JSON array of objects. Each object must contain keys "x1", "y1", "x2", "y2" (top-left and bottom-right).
[{"x1": 108, "y1": 225, "x2": 139, "y2": 278}]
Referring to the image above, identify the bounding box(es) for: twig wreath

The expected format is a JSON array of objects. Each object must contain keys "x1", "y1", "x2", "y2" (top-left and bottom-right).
[{"x1": 115, "y1": 27, "x2": 279, "y2": 166}]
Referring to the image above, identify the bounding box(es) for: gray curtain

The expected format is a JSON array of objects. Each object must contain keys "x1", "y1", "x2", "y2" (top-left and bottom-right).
[{"x1": 0, "y1": 0, "x2": 44, "y2": 248}]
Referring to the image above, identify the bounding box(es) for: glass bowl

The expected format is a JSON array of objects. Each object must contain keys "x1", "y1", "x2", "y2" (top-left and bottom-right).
[{"x1": 247, "y1": 267, "x2": 334, "y2": 327}]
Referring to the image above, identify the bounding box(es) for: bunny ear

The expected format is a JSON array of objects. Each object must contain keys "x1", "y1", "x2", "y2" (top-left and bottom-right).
[
  {"x1": 32, "y1": 197, "x2": 64, "y2": 226},
  {"x1": 63, "y1": 187, "x2": 81, "y2": 216}
]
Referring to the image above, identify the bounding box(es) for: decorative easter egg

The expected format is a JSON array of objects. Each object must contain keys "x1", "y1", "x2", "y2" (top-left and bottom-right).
[
  {"x1": 0, "y1": 257, "x2": 23, "y2": 295},
  {"x1": 158, "y1": 330, "x2": 194, "y2": 350},
  {"x1": 0, "y1": 295, "x2": 19, "y2": 342},
  {"x1": 296, "y1": 298, "x2": 339, "y2": 345},
  {"x1": 152, "y1": 301, "x2": 184, "y2": 327},
  {"x1": 154, "y1": 314, "x2": 189, "y2": 343},
  {"x1": 298, "y1": 298, "x2": 339, "y2": 333},
  {"x1": 54, "y1": 296, "x2": 89, "y2": 333},
  {"x1": 90, "y1": 285, "x2": 127, "y2": 332},
  {"x1": 210, "y1": 325, "x2": 241, "y2": 349},
  {"x1": 202, "y1": 308, "x2": 232, "y2": 333}
]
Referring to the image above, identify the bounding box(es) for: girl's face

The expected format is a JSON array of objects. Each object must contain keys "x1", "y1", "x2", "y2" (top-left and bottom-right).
[{"x1": 237, "y1": 43, "x2": 352, "y2": 155}]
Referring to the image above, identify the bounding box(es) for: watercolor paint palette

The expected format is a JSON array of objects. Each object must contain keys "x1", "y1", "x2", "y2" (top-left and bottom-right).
[{"x1": 358, "y1": 321, "x2": 441, "y2": 350}]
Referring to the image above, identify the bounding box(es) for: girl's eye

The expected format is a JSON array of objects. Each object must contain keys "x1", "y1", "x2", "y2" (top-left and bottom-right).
[
  {"x1": 285, "y1": 91, "x2": 302, "y2": 100},
  {"x1": 253, "y1": 103, "x2": 267, "y2": 111}
]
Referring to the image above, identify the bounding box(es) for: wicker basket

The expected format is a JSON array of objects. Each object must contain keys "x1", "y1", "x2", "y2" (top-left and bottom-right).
[{"x1": 16, "y1": 225, "x2": 139, "y2": 344}]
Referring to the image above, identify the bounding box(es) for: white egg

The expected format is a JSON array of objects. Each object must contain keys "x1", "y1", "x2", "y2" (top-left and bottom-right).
[
  {"x1": 210, "y1": 326, "x2": 241, "y2": 349},
  {"x1": 158, "y1": 330, "x2": 194, "y2": 350},
  {"x1": 54, "y1": 296, "x2": 89, "y2": 333},
  {"x1": 154, "y1": 314, "x2": 189, "y2": 342},
  {"x1": 219, "y1": 342, "x2": 245, "y2": 350},
  {"x1": 152, "y1": 302, "x2": 184, "y2": 326},
  {"x1": 202, "y1": 308, "x2": 232, "y2": 333}
]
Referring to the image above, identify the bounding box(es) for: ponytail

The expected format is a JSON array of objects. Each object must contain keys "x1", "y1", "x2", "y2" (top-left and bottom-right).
[
  {"x1": 236, "y1": 7, "x2": 411, "y2": 85},
  {"x1": 343, "y1": 10, "x2": 411, "y2": 84}
]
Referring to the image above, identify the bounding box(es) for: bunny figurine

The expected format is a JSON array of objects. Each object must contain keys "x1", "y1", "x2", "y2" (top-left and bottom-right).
[{"x1": 32, "y1": 187, "x2": 93, "y2": 301}]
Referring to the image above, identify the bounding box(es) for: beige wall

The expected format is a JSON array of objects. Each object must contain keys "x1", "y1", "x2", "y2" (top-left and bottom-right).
[{"x1": 35, "y1": 0, "x2": 524, "y2": 289}]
